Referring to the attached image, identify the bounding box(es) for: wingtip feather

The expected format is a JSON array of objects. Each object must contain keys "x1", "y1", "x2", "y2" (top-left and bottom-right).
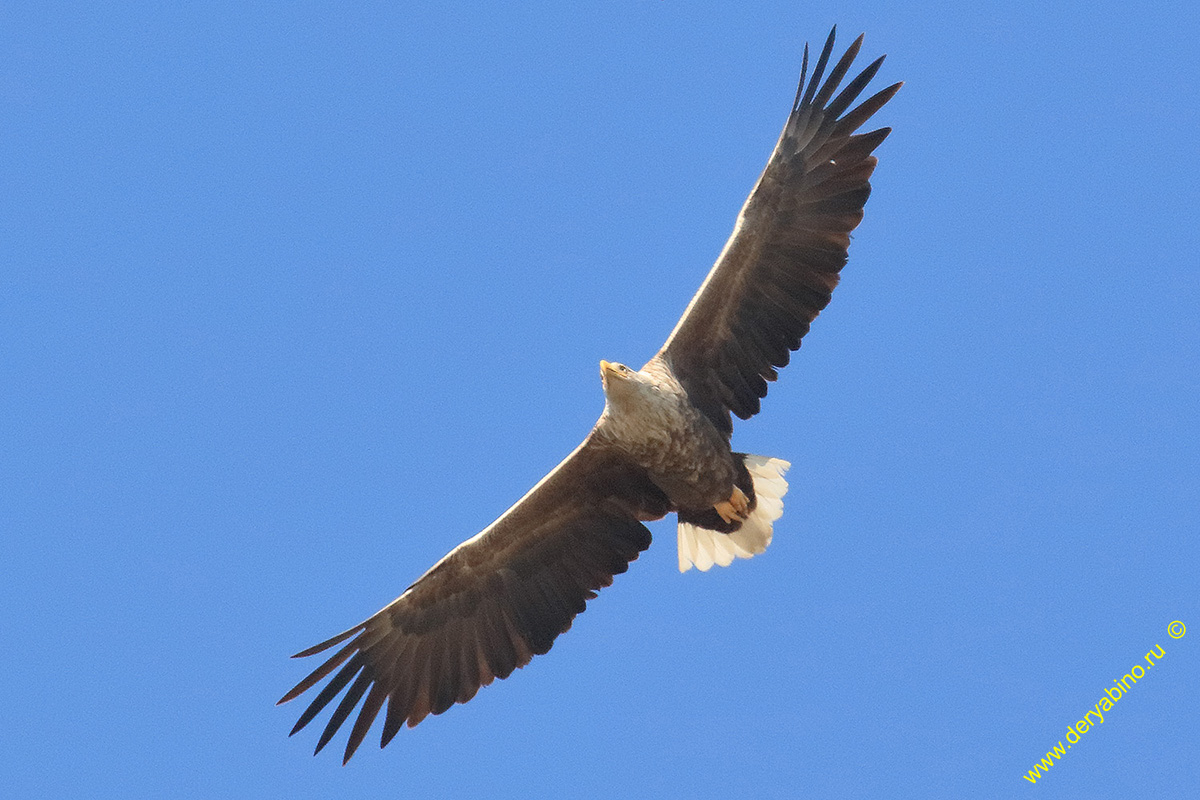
[
  {"x1": 291, "y1": 624, "x2": 364, "y2": 659},
  {"x1": 800, "y1": 27, "x2": 838, "y2": 109}
]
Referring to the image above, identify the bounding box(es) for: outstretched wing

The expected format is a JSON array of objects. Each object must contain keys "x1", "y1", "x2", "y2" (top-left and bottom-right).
[
  {"x1": 279, "y1": 434, "x2": 670, "y2": 763},
  {"x1": 654, "y1": 28, "x2": 901, "y2": 435}
]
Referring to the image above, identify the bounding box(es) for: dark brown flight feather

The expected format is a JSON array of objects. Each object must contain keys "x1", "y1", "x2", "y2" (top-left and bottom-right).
[
  {"x1": 280, "y1": 437, "x2": 670, "y2": 763},
  {"x1": 657, "y1": 27, "x2": 902, "y2": 435}
]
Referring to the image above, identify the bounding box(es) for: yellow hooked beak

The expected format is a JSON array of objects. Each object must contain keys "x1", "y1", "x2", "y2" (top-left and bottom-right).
[{"x1": 599, "y1": 360, "x2": 624, "y2": 381}]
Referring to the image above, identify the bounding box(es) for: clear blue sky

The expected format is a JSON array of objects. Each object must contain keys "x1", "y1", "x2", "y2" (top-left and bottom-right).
[{"x1": 4, "y1": 2, "x2": 1197, "y2": 797}]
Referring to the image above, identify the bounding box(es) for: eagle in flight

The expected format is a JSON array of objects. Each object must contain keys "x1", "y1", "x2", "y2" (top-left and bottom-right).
[{"x1": 281, "y1": 27, "x2": 900, "y2": 763}]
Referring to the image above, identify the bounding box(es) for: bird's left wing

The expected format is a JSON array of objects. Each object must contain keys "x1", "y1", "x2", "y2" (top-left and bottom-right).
[
  {"x1": 654, "y1": 29, "x2": 901, "y2": 436},
  {"x1": 279, "y1": 434, "x2": 670, "y2": 763}
]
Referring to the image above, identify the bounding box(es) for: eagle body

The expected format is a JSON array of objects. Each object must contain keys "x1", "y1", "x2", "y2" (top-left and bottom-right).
[
  {"x1": 595, "y1": 356, "x2": 739, "y2": 514},
  {"x1": 281, "y1": 27, "x2": 901, "y2": 764}
]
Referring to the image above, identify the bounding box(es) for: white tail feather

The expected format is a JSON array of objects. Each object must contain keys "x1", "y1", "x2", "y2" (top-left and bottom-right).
[{"x1": 677, "y1": 456, "x2": 791, "y2": 573}]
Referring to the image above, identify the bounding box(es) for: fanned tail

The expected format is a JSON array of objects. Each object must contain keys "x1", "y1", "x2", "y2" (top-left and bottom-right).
[{"x1": 677, "y1": 456, "x2": 790, "y2": 573}]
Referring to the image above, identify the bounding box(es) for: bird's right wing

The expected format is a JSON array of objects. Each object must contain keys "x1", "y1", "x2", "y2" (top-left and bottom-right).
[{"x1": 278, "y1": 433, "x2": 670, "y2": 763}]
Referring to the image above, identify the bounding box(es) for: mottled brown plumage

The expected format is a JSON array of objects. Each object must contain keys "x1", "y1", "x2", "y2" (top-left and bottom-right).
[{"x1": 280, "y1": 26, "x2": 900, "y2": 763}]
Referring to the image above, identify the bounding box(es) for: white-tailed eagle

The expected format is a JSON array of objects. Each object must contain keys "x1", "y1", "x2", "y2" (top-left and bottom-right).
[{"x1": 280, "y1": 27, "x2": 900, "y2": 763}]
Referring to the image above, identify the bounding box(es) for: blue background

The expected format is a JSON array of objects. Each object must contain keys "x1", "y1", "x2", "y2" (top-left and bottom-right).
[{"x1": 4, "y1": 2, "x2": 1197, "y2": 797}]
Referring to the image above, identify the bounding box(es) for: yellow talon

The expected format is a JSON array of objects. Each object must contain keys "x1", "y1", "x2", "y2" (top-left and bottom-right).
[{"x1": 714, "y1": 486, "x2": 750, "y2": 523}]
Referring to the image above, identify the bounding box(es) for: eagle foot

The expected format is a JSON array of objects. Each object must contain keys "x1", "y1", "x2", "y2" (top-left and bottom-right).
[{"x1": 714, "y1": 486, "x2": 750, "y2": 524}]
